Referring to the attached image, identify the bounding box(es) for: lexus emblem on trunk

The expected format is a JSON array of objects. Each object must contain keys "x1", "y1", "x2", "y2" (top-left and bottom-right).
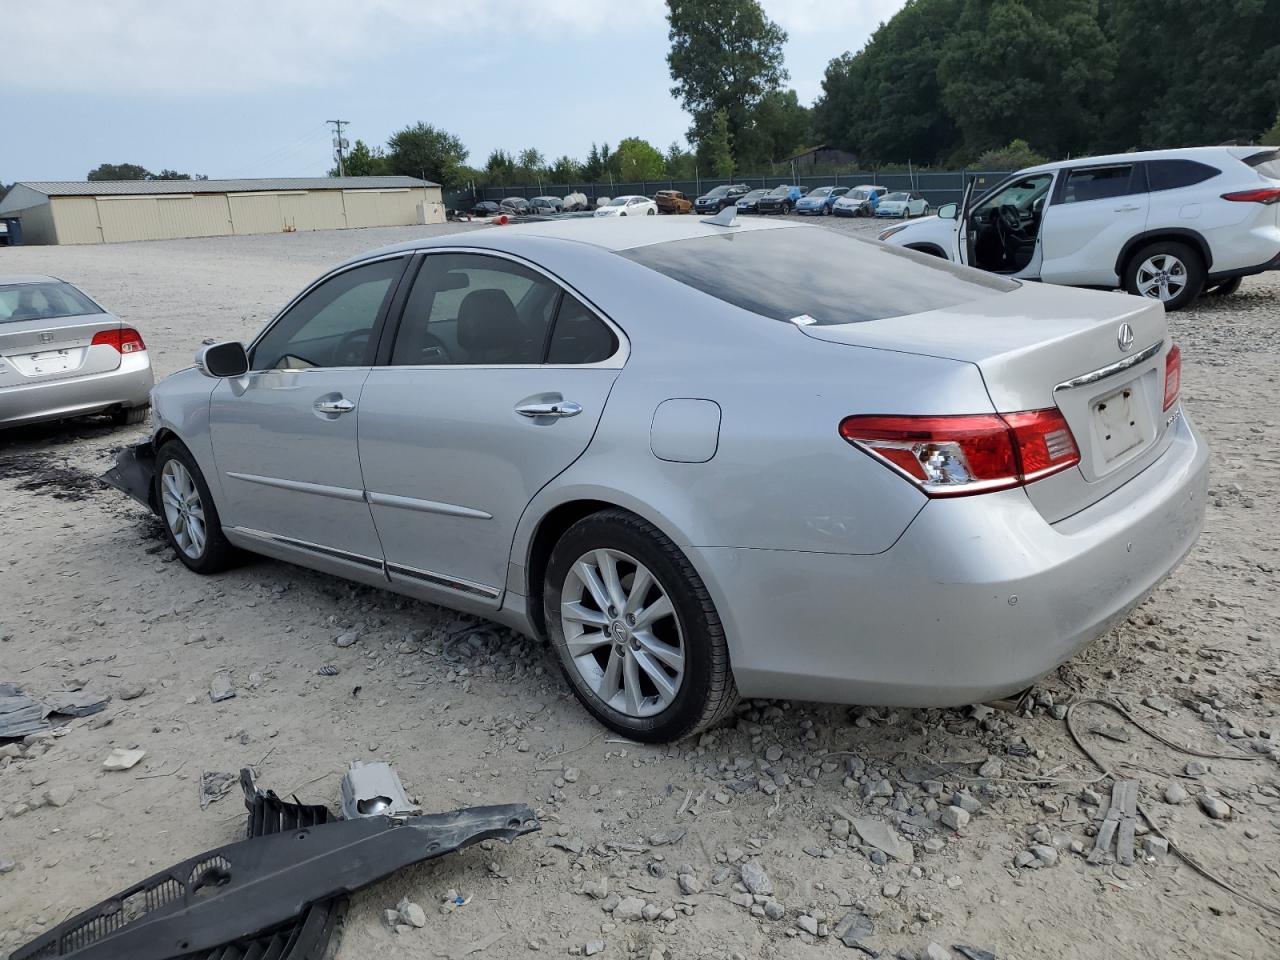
[{"x1": 1117, "y1": 323, "x2": 1135, "y2": 352}]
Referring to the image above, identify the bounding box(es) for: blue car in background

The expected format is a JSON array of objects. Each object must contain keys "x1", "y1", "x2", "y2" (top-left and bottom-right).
[{"x1": 795, "y1": 186, "x2": 849, "y2": 216}]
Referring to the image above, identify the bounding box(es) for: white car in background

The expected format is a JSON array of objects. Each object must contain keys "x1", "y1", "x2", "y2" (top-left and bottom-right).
[
  {"x1": 594, "y1": 196, "x2": 658, "y2": 217},
  {"x1": 875, "y1": 191, "x2": 930, "y2": 218},
  {"x1": 878, "y1": 145, "x2": 1280, "y2": 310},
  {"x1": 832, "y1": 185, "x2": 888, "y2": 218}
]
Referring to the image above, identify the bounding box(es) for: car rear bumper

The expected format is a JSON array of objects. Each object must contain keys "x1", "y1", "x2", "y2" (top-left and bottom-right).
[
  {"x1": 691, "y1": 409, "x2": 1208, "y2": 707},
  {"x1": 0, "y1": 353, "x2": 153, "y2": 428}
]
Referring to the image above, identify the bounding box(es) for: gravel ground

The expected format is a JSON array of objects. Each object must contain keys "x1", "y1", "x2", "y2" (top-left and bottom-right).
[{"x1": 1, "y1": 218, "x2": 1277, "y2": 960}]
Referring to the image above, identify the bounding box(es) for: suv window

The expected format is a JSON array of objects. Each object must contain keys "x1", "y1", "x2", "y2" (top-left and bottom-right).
[
  {"x1": 1060, "y1": 165, "x2": 1140, "y2": 204},
  {"x1": 1146, "y1": 159, "x2": 1220, "y2": 191},
  {"x1": 252, "y1": 257, "x2": 405, "y2": 370},
  {"x1": 547, "y1": 294, "x2": 619, "y2": 364},
  {"x1": 390, "y1": 253, "x2": 558, "y2": 366},
  {"x1": 620, "y1": 230, "x2": 1016, "y2": 325},
  {"x1": 1244, "y1": 149, "x2": 1280, "y2": 180}
]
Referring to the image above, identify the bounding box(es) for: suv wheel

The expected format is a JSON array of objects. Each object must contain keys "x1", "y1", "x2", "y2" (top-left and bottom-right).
[
  {"x1": 781, "y1": 201, "x2": 792, "y2": 215},
  {"x1": 155, "y1": 441, "x2": 239, "y2": 574},
  {"x1": 544, "y1": 509, "x2": 738, "y2": 742},
  {"x1": 1124, "y1": 241, "x2": 1205, "y2": 311}
]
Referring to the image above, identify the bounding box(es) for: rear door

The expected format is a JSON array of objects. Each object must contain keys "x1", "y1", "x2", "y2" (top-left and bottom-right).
[
  {"x1": 357, "y1": 251, "x2": 624, "y2": 605},
  {"x1": 1040, "y1": 163, "x2": 1149, "y2": 286},
  {"x1": 207, "y1": 255, "x2": 409, "y2": 569},
  {"x1": 0, "y1": 281, "x2": 121, "y2": 390}
]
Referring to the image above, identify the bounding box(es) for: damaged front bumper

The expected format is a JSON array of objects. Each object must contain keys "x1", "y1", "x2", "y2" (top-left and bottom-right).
[{"x1": 100, "y1": 441, "x2": 157, "y2": 513}]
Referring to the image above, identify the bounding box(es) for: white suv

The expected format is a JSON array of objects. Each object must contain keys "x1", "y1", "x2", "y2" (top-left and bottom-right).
[{"x1": 878, "y1": 146, "x2": 1280, "y2": 310}]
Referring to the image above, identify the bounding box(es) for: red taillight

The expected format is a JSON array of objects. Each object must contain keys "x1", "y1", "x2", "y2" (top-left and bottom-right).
[
  {"x1": 1163, "y1": 343, "x2": 1181, "y2": 411},
  {"x1": 91, "y1": 327, "x2": 147, "y2": 354},
  {"x1": 839, "y1": 408, "x2": 1080, "y2": 497},
  {"x1": 1221, "y1": 188, "x2": 1280, "y2": 204}
]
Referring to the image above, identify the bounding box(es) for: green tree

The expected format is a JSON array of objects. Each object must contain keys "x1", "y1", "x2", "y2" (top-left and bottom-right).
[
  {"x1": 385, "y1": 122, "x2": 469, "y2": 187},
  {"x1": 666, "y1": 0, "x2": 788, "y2": 170},
  {"x1": 665, "y1": 142, "x2": 697, "y2": 179},
  {"x1": 610, "y1": 138, "x2": 668, "y2": 181},
  {"x1": 486, "y1": 149, "x2": 517, "y2": 183},
  {"x1": 331, "y1": 139, "x2": 387, "y2": 177},
  {"x1": 1262, "y1": 113, "x2": 1280, "y2": 146},
  {"x1": 516, "y1": 148, "x2": 546, "y2": 174},
  {"x1": 737, "y1": 88, "x2": 812, "y2": 169},
  {"x1": 699, "y1": 109, "x2": 735, "y2": 177},
  {"x1": 549, "y1": 155, "x2": 582, "y2": 183},
  {"x1": 976, "y1": 139, "x2": 1048, "y2": 170},
  {"x1": 87, "y1": 162, "x2": 151, "y2": 181},
  {"x1": 582, "y1": 143, "x2": 605, "y2": 181}
]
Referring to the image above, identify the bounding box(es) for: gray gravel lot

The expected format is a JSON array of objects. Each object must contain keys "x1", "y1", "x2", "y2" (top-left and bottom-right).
[{"x1": 1, "y1": 219, "x2": 1277, "y2": 960}]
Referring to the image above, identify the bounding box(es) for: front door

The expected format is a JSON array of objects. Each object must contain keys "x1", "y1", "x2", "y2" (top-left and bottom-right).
[
  {"x1": 357, "y1": 252, "x2": 624, "y2": 604},
  {"x1": 208, "y1": 255, "x2": 409, "y2": 570},
  {"x1": 1040, "y1": 163, "x2": 1149, "y2": 286}
]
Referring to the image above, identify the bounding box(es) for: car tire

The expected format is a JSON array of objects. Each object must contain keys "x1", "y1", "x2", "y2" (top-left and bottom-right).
[
  {"x1": 544, "y1": 509, "x2": 738, "y2": 742},
  {"x1": 1123, "y1": 241, "x2": 1205, "y2": 311},
  {"x1": 781, "y1": 202, "x2": 791, "y2": 215},
  {"x1": 1207, "y1": 276, "x2": 1243, "y2": 297},
  {"x1": 113, "y1": 404, "x2": 149, "y2": 426},
  {"x1": 647, "y1": 208, "x2": 656, "y2": 215},
  {"x1": 155, "y1": 441, "x2": 239, "y2": 574}
]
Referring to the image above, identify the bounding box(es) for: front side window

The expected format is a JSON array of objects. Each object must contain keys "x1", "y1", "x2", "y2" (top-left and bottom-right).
[
  {"x1": 1060, "y1": 165, "x2": 1139, "y2": 204},
  {"x1": 390, "y1": 253, "x2": 559, "y2": 366},
  {"x1": 252, "y1": 257, "x2": 405, "y2": 370},
  {"x1": 0, "y1": 281, "x2": 102, "y2": 322},
  {"x1": 973, "y1": 173, "x2": 1054, "y2": 217}
]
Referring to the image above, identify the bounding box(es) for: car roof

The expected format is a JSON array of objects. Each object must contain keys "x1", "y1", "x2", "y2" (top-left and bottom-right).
[
  {"x1": 349, "y1": 215, "x2": 799, "y2": 264},
  {"x1": 0, "y1": 274, "x2": 59, "y2": 285},
  {"x1": 1018, "y1": 144, "x2": 1266, "y2": 175}
]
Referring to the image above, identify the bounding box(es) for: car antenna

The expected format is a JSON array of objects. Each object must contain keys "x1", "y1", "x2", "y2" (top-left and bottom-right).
[{"x1": 701, "y1": 206, "x2": 739, "y2": 228}]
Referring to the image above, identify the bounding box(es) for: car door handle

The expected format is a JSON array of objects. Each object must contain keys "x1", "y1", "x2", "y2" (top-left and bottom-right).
[
  {"x1": 515, "y1": 401, "x2": 582, "y2": 419},
  {"x1": 314, "y1": 398, "x2": 356, "y2": 415},
  {"x1": 1114, "y1": 204, "x2": 1141, "y2": 212}
]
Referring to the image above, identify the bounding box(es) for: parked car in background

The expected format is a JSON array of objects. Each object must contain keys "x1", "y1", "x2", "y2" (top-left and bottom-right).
[
  {"x1": 875, "y1": 191, "x2": 931, "y2": 219},
  {"x1": 499, "y1": 198, "x2": 530, "y2": 215},
  {"x1": 593, "y1": 195, "x2": 658, "y2": 217},
  {"x1": 879, "y1": 145, "x2": 1280, "y2": 310},
  {"x1": 694, "y1": 184, "x2": 750, "y2": 214},
  {"x1": 563, "y1": 192, "x2": 590, "y2": 212},
  {"x1": 832, "y1": 185, "x2": 888, "y2": 218},
  {"x1": 471, "y1": 200, "x2": 502, "y2": 217},
  {"x1": 796, "y1": 186, "x2": 849, "y2": 216},
  {"x1": 1, "y1": 275, "x2": 153, "y2": 429},
  {"x1": 528, "y1": 196, "x2": 564, "y2": 214},
  {"x1": 110, "y1": 216, "x2": 1206, "y2": 742},
  {"x1": 735, "y1": 189, "x2": 770, "y2": 214},
  {"x1": 654, "y1": 190, "x2": 693, "y2": 215},
  {"x1": 757, "y1": 185, "x2": 809, "y2": 215}
]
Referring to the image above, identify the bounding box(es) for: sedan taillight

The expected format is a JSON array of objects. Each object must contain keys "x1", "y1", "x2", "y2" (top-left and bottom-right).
[
  {"x1": 92, "y1": 327, "x2": 147, "y2": 354},
  {"x1": 839, "y1": 408, "x2": 1080, "y2": 497},
  {"x1": 1163, "y1": 343, "x2": 1181, "y2": 411}
]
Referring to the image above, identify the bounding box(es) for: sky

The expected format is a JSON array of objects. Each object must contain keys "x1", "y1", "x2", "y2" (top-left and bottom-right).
[{"x1": 3, "y1": 0, "x2": 907, "y2": 183}]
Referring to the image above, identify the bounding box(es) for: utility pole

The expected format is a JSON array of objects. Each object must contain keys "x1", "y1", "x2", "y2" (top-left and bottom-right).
[{"x1": 327, "y1": 119, "x2": 350, "y2": 177}]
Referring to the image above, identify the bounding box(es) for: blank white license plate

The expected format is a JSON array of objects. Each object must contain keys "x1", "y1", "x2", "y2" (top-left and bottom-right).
[
  {"x1": 12, "y1": 348, "x2": 80, "y2": 376},
  {"x1": 1093, "y1": 380, "x2": 1145, "y2": 462}
]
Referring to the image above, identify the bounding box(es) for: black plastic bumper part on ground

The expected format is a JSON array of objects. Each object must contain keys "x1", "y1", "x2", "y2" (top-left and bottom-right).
[{"x1": 100, "y1": 441, "x2": 157, "y2": 514}]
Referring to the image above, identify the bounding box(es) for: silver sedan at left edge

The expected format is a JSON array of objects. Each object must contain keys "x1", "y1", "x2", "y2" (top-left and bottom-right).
[
  {"x1": 1, "y1": 275, "x2": 153, "y2": 429},
  {"x1": 103, "y1": 214, "x2": 1208, "y2": 741}
]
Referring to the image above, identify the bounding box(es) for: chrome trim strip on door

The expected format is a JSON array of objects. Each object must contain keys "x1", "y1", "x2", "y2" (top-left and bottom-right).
[
  {"x1": 1053, "y1": 340, "x2": 1163, "y2": 392},
  {"x1": 225, "y1": 472, "x2": 367, "y2": 503},
  {"x1": 385, "y1": 562, "x2": 501, "y2": 600},
  {"x1": 365, "y1": 490, "x2": 493, "y2": 520},
  {"x1": 229, "y1": 526, "x2": 386, "y2": 571}
]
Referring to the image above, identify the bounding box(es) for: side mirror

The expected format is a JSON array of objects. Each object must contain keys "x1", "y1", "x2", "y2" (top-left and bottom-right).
[
  {"x1": 937, "y1": 202, "x2": 958, "y2": 220},
  {"x1": 195, "y1": 341, "x2": 249, "y2": 379}
]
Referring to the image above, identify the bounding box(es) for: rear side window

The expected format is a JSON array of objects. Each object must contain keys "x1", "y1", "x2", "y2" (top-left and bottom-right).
[
  {"x1": 1244, "y1": 149, "x2": 1280, "y2": 180},
  {"x1": 1147, "y1": 159, "x2": 1220, "y2": 191},
  {"x1": 619, "y1": 228, "x2": 1017, "y2": 325},
  {"x1": 547, "y1": 294, "x2": 618, "y2": 364},
  {"x1": 1060, "y1": 165, "x2": 1141, "y2": 203},
  {"x1": 0, "y1": 281, "x2": 102, "y2": 322}
]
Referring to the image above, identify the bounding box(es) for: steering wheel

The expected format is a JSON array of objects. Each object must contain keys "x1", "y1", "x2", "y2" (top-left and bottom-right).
[
  {"x1": 998, "y1": 203, "x2": 1021, "y2": 231},
  {"x1": 333, "y1": 328, "x2": 371, "y2": 367}
]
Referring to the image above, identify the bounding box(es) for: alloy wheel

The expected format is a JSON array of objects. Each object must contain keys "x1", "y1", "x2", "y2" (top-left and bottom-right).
[
  {"x1": 1135, "y1": 254, "x2": 1188, "y2": 302},
  {"x1": 160, "y1": 458, "x2": 207, "y2": 559},
  {"x1": 560, "y1": 548, "x2": 685, "y2": 718}
]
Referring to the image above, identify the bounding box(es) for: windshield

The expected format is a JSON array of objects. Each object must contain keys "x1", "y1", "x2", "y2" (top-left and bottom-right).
[
  {"x1": 768, "y1": 186, "x2": 791, "y2": 197},
  {"x1": 884, "y1": 192, "x2": 909, "y2": 201},
  {"x1": 742, "y1": 190, "x2": 767, "y2": 200},
  {"x1": 845, "y1": 190, "x2": 868, "y2": 200},
  {"x1": 620, "y1": 228, "x2": 1017, "y2": 325},
  {"x1": 0, "y1": 281, "x2": 103, "y2": 322},
  {"x1": 705, "y1": 186, "x2": 730, "y2": 198},
  {"x1": 606, "y1": 197, "x2": 629, "y2": 207},
  {"x1": 809, "y1": 187, "x2": 833, "y2": 198}
]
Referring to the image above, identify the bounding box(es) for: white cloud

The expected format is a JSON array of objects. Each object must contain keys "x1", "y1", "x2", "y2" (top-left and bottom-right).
[
  {"x1": 7, "y1": 0, "x2": 665, "y2": 95},
  {"x1": 762, "y1": 0, "x2": 907, "y2": 35}
]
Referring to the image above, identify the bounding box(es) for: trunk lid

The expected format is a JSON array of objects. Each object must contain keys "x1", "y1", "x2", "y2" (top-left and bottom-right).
[
  {"x1": 799, "y1": 283, "x2": 1174, "y2": 522},
  {"x1": 0, "y1": 314, "x2": 124, "y2": 388}
]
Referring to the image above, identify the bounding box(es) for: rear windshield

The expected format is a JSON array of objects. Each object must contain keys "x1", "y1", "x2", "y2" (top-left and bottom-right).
[
  {"x1": 620, "y1": 228, "x2": 1017, "y2": 325},
  {"x1": 0, "y1": 281, "x2": 102, "y2": 322},
  {"x1": 1245, "y1": 148, "x2": 1280, "y2": 180}
]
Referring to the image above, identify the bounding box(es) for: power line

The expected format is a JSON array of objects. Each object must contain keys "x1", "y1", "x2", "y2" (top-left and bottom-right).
[
  {"x1": 327, "y1": 119, "x2": 351, "y2": 177},
  {"x1": 226, "y1": 125, "x2": 331, "y2": 178}
]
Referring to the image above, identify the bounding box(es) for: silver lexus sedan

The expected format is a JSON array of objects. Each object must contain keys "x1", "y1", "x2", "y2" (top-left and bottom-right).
[
  {"x1": 105, "y1": 216, "x2": 1208, "y2": 741},
  {"x1": 1, "y1": 275, "x2": 153, "y2": 429}
]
